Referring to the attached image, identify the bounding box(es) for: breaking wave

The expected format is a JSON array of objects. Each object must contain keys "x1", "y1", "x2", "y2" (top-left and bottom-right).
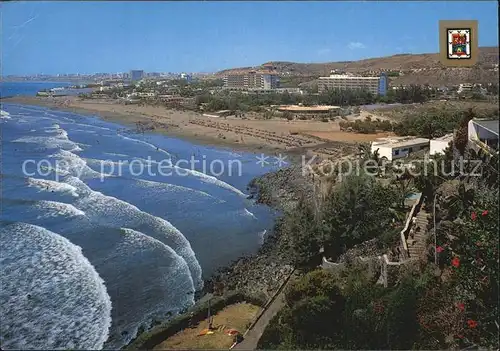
[
  {"x1": 100, "y1": 228, "x2": 195, "y2": 348},
  {"x1": 117, "y1": 134, "x2": 171, "y2": 157},
  {"x1": 0, "y1": 102, "x2": 274, "y2": 349},
  {"x1": 27, "y1": 177, "x2": 80, "y2": 197},
  {"x1": 243, "y1": 208, "x2": 257, "y2": 219},
  {"x1": 12, "y1": 135, "x2": 80, "y2": 152},
  {"x1": 33, "y1": 200, "x2": 86, "y2": 219},
  {"x1": 0, "y1": 222, "x2": 112, "y2": 350},
  {"x1": 65, "y1": 176, "x2": 203, "y2": 290},
  {"x1": 1, "y1": 109, "x2": 12, "y2": 119},
  {"x1": 47, "y1": 149, "x2": 105, "y2": 179}
]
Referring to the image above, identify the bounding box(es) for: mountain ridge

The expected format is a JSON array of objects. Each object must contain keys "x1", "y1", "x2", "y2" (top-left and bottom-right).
[{"x1": 216, "y1": 46, "x2": 499, "y2": 86}]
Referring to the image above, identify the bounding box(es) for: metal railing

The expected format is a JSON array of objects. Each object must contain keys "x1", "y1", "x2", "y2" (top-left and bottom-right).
[{"x1": 399, "y1": 193, "x2": 423, "y2": 259}]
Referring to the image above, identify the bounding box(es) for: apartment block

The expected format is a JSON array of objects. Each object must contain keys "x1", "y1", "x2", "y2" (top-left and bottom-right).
[
  {"x1": 129, "y1": 70, "x2": 145, "y2": 82},
  {"x1": 223, "y1": 70, "x2": 279, "y2": 90},
  {"x1": 318, "y1": 71, "x2": 388, "y2": 95},
  {"x1": 468, "y1": 119, "x2": 499, "y2": 154}
]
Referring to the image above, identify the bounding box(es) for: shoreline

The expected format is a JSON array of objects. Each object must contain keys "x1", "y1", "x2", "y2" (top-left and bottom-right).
[
  {"x1": 0, "y1": 96, "x2": 278, "y2": 156},
  {"x1": 2, "y1": 95, "x2": 340, "y2": 348},
  {"x1": 1, "y1": 96, "x2": 304, "y2": 160},
  {"x1": 1, "y1": 95, "x2": 375, "y2": 162}
]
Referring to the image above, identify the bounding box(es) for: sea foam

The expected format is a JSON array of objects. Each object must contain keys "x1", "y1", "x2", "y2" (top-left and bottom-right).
[
  {"x1": 27, "y1": 177, "x2": 80, "y2": 197},
  {"x1": 100, "y1": 228, "x2": 195, "y2": 348},
  {"x1": 0, "y1": 222, "x2": 112, "y2": 350},
  {"x1": 66, "y1": 176, "x2": 203, "y2": 290},
  {"x1": 1, "y1": 110, "x2": 12, "y2": 119}
]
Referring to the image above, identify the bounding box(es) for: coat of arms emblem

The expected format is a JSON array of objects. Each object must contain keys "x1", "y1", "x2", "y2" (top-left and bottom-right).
[
  {"x1": 439, "y1": 20, "x2": 478, "y2": 67},
  {"x1": 447, "y1": 29, "x2": 471, "y2": 59}
]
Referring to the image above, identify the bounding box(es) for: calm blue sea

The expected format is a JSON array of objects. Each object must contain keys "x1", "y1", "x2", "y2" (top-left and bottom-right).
[
  {"x1": 1, "y1": 81, "x2": 72, "y2": 97},
  {"x1": 0, "y1": 83, "x2": 279, "y2": 349}
]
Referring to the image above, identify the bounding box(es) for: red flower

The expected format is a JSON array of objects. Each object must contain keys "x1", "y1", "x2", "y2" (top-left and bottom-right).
[
  {"x1": 373, "y1": 300, "x2": 384, "y2": 313},
  {"x1": 482, "y1": 210, "x2": 488, "y2": 216},
  {"x1": 471, "y1": 212, "x2": 477, "y2": 221},
  {"x1": 436, "y1": 246, "x2": 444, "y2": 253},
  {"x1": 452, "y1": 257, "x2": 460, "y2": 268},
  {"x1": 467, "y1": 319, "x2": 478, "y2": 328},
  {"x1": 456, "y1": 302, "x2": 465, "y2": 311}
]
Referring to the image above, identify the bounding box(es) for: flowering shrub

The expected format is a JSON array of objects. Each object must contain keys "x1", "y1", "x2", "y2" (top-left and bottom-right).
[
  {"x1": 415, "y1": 278, "x2": 465, "y2": 349},
  {"x1": 434, "y1": 187, "x2": 499, "y2": 348}
]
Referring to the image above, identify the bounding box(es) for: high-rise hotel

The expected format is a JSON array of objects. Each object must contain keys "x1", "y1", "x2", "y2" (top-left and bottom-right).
[
  {"x1": 223, "y1": 67, "x2": 279, "y2": 90},
  {"x1": 318, "y1": 71, "x2": 388, "y2": 96}
]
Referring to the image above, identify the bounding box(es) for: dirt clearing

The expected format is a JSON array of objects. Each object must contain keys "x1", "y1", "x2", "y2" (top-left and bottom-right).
[{"x1": 153, "y1": 302, "x2": 260, "y2": 350}]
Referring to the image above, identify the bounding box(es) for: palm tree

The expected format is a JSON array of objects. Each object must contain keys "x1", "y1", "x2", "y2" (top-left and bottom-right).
[
  {"x1": 358, "y1": 144, "x2": 386, "y2": 178},
  {"x1": 444, "y1": 182, "x2": 475, "y2": 219},
  {"x1": 454, "y1": 108, "x2": 475, "y2": 156},
  {"x1": 398, "y1": 169, "x2": 416, "y2": 206}
]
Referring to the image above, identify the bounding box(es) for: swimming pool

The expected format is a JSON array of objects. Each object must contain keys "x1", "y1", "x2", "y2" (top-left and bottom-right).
[{"x1": 406, "y1": 193, "x2": 421, "y2": 200}]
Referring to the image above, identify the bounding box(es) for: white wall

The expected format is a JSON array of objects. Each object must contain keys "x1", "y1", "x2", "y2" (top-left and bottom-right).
[
  {"x1": 372, "y1": 146, "x2": 394, "y2": 161},
  {"x1": 430, "y1": 140, "x2": 451, "y2": 155},
  {"x1": 468, "y1": 120, "x2": 479, "y2": 141},
  {"x1": 372, "y1": 145, "x2": 413, "y2": 161},
  {"x1": 372, "y1": 143, "x2": 429, "y2": 161}
]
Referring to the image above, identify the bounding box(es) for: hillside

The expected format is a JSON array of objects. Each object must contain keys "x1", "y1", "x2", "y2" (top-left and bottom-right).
[{"x1": 216, "y1": 47, "x2": 499, "y2": 86}]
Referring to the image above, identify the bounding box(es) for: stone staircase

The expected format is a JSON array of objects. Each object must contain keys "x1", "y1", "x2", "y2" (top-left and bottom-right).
[{"x1": 407, "y1": 209, "x2": 430, "y2": 259}]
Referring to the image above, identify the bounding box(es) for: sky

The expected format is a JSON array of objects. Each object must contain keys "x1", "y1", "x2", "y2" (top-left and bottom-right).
[{"x1": 2, "y1": 1, "x2": 498, "y2": 75}]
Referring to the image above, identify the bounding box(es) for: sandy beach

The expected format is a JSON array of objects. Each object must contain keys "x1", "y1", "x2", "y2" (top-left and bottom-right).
[{"x1": 2, "y1": 96, "x2": 391, "y2": 158}]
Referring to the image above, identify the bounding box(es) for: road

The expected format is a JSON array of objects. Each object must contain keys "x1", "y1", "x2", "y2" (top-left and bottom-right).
[
  {"x1": 233, "y1": 287, "x2": 287, "y2": 350},
  {"x1": 233, "y1": 271, "x2": 298, "y2": 351}
]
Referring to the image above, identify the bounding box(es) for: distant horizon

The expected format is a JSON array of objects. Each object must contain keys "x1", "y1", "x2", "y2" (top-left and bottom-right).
[
  {"x1": 4, "y1": 44, "x2": 498, "y2": 77},
  {"x1": 2, "y1": 1, "x2": 498, "y2": 75}
]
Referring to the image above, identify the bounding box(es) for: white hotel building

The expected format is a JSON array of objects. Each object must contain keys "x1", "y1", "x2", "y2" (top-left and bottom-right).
[{"x1": 318, "y1": 71, "x2": 388, "y2": 96}]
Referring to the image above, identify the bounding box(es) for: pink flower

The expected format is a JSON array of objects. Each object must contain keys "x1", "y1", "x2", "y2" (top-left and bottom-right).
[
  {"x1": 456, "y1": 302, "x2": 465, "y2": 311},
  {"x1": 436, "y1": 246, "x2": 444, "y2": 253},
  {"x1": 482, "y1": 210, "x2": 488, "y2": 216},
  {"x1": 471, "y1": 212, "x2": 477, "y2": 221}
]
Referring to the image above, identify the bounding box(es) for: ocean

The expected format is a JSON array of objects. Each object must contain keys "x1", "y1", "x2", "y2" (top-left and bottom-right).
[
  {"x1": 0, "y1": 81, "x2": 93, "y2": 98},
  {"x1": 0, "y1": 83, "x2": 279, "y2": 349}
]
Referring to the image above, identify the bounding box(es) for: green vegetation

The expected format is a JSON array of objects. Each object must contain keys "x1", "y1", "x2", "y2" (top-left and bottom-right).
[
  {"x1": 340, "y1": 106, "x2": 498, "y2": 137},
  {"x1": 195, "y1": 85, "x2": 439, "y2": 114},
  {"x1": 260, "y1": 139, "x2": 498, "y2": 349},
  {"x1": 279, "y1": 76, "x2": 317, "y2": 88},
  {"x1": 386, "y1": 71, "x2": 401, "y2": 77},
  {"x1": 321, "y1": 173, "x2": 401, "y2": 256},
  {"x1": 277, "y1": 167, "x2": 407, "y2": 269},
  {"x1": 258, "y1": 267, "x2": 434, "y2": 350}
]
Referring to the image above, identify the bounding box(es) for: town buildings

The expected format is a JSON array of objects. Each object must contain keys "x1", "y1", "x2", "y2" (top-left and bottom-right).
[
  {"x1": 371, "y1": 136, "x2": 430, "y2": 161},
  {"x1": 457, "y1": 83, "x2": 474, "y2": 94},
  {"x1": 468, "y1": 119, "x2": 499, "y2": 154},
  {"x1": 129, "y1": 70, "x2": 145, "y2": 82},
  {"x1": 276, "y1": 105, "x2": 341, "y2": 115},
  {"x1": 223, "y1": 70, "x2": 279, "y2": 90},
  {"x1": 318, "y1": 71, "x2": 389, "y2": 96},
  {"x1": 180, "y1": 73, "x2": 193, "y2": 83},
  {"x1": 378, "y1": 72, "x2": 388, "y2": 96}
]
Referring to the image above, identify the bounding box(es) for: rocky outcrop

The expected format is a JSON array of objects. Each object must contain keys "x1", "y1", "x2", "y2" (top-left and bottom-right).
[
  {"x1": 204, "y1": 165, "x2": 313, "y2": 300},
  {"x1": 248, "y1": 164, "x2": 314, "y2": 212},
  {"x1": 337, "y1": 238, "x2": 382, "y2": 263}
]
